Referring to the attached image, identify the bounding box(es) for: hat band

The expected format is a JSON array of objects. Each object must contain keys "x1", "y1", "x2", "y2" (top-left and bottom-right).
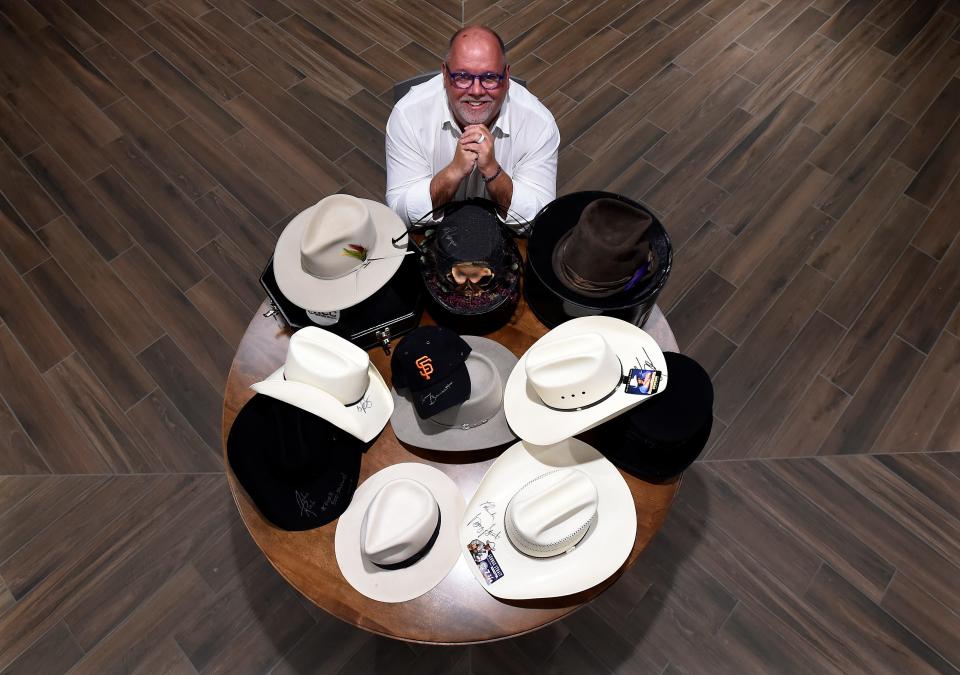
[
  {"x1": 304, "y1": 251, "x2": 413, "y2": 281},
  {"x1": 559, "y1": 255, "x2": 650, "y2": 294},
  {"x1": 281, "y1": 372, "x2": 370, "y2": 408},
  {"x1": 428, "y1": 416, "x2": 490, "y2": 431},
  {"x1": 370, "y1": 510, "x2": 442, "y2": 570},
  {"x1": 539, "y1": 357, "x2": 623, "y2": 413}
]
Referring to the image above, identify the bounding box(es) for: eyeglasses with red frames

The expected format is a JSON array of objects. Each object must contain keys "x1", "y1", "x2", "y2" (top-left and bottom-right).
[{"x1": 444, "y1": 63, "x2": 507, "y2": 90}]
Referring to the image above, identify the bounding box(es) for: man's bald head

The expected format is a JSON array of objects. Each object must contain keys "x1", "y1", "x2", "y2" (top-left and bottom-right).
[{"x1": 446, "y1": 26, "x2": 507, "y2": 66}]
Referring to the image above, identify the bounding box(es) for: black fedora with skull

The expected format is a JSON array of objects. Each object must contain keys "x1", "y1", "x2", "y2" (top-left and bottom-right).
[{"x1": 417, "y1": 199, "x2": 521, "y2": 320}]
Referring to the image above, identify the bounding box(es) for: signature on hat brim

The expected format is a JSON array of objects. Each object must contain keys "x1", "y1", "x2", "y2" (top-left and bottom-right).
[
  {"x1": 460, "y1": 438, "x2": 636, "y2": 600},
  {"x1": 390, "y1": 336, "x2": 518, "y2": 451},
  {"x1": 503, "y1": 316, "x2": 669, "y2": 446},
  {"x1": 274, "y1": 198, "x2": 407, "y2": 312},
  {"x1": 335, "y1": 463, "x2": 466, "y2": 603},
  {"x1": 251, "y1": 364, "x2": 393, "y2": 443}
]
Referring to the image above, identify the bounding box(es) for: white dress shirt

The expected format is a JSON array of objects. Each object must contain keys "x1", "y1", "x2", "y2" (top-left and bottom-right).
[{"x1": 385, "y1": 74, "x2": 559, "y2": 229}]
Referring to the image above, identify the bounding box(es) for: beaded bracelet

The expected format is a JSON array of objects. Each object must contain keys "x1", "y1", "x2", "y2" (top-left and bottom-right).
[{"x1": 482, "y1": 166, "x2": 502, "y2": 184}]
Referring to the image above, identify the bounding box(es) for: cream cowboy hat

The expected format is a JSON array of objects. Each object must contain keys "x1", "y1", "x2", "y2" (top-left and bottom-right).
[
  {"x1": 274, "y1": 194, "x2": 408, "y2": 312},
  {"x1": 503, "y1": 315, "x2": 668, "y2": 446},
  {"x1": 459, "y1": 438, "x2": 636, "y2": 599},
  {"x1": 335, "y1": 463, "x2": 466, "y2": 603},
  {"x1": 250, "y1": 327, "x2": 393, "y2": 443}
]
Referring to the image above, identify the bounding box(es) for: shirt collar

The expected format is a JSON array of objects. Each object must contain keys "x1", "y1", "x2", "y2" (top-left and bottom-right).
[{"x1": 441, "y1": 90, "x2": 513, "y2": 138}]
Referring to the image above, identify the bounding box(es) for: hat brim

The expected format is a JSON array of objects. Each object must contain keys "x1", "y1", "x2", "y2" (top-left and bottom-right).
[
  {"x1": 274, "y1": 199, "x2": 408, "y2": 312},
  {"x1": 250, "y1": 364, "x2": 393, "y2": 443},
  {"x1": 529, "y1": 192, "x2": 670, "y2": 310},
  {"x1": 459, "y1": 438, "x2": 636, "y2": 600},
  {"x1": 503, "y1": 316, "x2": 669, "y2": 446},
  {"x1": 227, "y1": 395, "x2": 363, "y2": 531},
  {"x1": 335, "y1": 463, "x2": 466, "y2": 603},
  {"x1": 391, "y1": 336, "x2": 518, "y2": 451}
]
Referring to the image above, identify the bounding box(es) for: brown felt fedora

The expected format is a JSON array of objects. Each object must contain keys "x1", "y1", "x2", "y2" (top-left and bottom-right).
[{"x1": 550, "y1": 198, "x2": 657, "y2": 298}]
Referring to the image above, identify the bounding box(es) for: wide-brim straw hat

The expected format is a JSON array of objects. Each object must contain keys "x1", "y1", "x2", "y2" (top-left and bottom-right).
[
  {"x1": 459, "y1": 438, "x2": 636, "y2": 600},
  {"x1": 503, "y1": 316, "x2": 668, "y2": 446},
  {"x1": 335, "y1": 463, "x2": 465, "y2": 603}
]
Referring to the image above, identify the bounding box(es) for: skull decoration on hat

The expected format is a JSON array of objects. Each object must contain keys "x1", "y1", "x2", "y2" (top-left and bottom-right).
[{"x1": 415, "y1": 199, "x2": 521, "y2": 317}]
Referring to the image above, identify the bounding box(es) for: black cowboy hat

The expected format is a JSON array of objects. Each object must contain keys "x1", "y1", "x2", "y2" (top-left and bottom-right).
[
  {"x1": 227, "y1": 394, "x2": 369, "y2": 531},
  {"x1": 589, "y1": 352, "x2": 713, "y2": 482}
]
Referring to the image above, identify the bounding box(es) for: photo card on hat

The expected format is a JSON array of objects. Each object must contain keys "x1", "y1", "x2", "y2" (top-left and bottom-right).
[
  {"x1": 459, "y1": 437, "x2": 637, "y2": 600},
  {"x1": 503, "y1": 315, "x2": 669, "y2": 446}
]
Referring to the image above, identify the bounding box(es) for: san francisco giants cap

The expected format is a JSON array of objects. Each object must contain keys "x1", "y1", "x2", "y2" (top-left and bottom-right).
[{"x1": 391, "y1": 326, "x2": 472, "y2": 419}]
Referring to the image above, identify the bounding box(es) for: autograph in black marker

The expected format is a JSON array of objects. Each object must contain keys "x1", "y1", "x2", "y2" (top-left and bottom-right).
[{"x1": 466, "y1": 501, "x2": 502, "y2": 541}]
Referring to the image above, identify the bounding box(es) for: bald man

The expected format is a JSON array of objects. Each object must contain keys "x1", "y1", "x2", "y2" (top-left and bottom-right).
[{"x1": 386, "y1": 26, "x2": 559, "y2": 229}]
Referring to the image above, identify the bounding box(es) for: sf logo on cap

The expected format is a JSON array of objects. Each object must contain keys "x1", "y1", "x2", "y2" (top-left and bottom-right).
[{"x1": 415, "y1": 355, "x2": 433, "y2": 380}]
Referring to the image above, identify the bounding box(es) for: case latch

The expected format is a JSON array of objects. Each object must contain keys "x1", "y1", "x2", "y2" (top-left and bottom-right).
[
  {"x1": 263, "y1": 302, "x2": 280, "y2": 321},
  {"x1": 376, "y1": 326, "x2": 392, "y2": 355}
]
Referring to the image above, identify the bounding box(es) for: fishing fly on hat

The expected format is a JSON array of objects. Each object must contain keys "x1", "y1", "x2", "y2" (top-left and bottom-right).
[{"x1": 273, "y1": 194, "x2": 409, "y2": 312}]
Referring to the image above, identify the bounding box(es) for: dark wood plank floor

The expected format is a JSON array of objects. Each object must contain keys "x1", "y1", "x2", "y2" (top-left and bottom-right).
[{"x1": 1, "y1": 0, "x2": 959, "y2": 672}]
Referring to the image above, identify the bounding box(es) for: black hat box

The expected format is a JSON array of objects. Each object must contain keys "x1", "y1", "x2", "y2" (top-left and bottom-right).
[{"x1": 524, "y1": 191, "x2": 673, "y2": 329}]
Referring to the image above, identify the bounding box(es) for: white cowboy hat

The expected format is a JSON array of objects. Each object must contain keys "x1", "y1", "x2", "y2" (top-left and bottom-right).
[
  {"x1": 250, "y1": 327, "x2": 393, "y2": 443},
  {"x1": 503, "y1": 315, "x2": 668, "y2": 446},
  {"x1": 274, "y1": 194, "x2": 408, "y2": 312},
  {"x1": 390, "y1": 336, "x2": 517, "y2": 451},
  {"x1": 460, "y1": 438, "x2": 636, "y2": 599},
  {"x1": 335, "y1": 463, "x2": 466, "y2": 603}
]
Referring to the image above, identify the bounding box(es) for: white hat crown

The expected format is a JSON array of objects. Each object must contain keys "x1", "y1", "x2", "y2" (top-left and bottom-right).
[
  {"x1": 524, "y1": 332, "x2": 622, "y2": 410},
  {"x1": 300, "y1": 194, "x2": 376, "y2": 280},
  {"x1": 360, "y1": 478, "x2": 440, "y2": 566},
  {"x1": 284, "y1": 327, "x2": 370, "y2": 405},
  {"x1": 505, "y1": 468, "x2": 598, "y2": 558}
]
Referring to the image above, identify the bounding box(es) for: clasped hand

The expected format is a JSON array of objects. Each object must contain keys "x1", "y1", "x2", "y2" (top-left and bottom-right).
[{"x1": 452, "y1": 124, "x2": 497, "y2": 179}]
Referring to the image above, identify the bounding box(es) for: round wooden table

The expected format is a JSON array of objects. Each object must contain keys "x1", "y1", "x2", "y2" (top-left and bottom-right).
[{"x1": 222, "y1": 295, "x2": 681, "y2": 645}]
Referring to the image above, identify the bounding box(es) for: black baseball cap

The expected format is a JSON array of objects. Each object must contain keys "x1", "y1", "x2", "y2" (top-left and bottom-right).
[
  {"x1": 391, "y1": 326, "x2": 472, "y2": 418},
  {"x1": 227, "y1": 394, "x2": 367, "y2": 531}
]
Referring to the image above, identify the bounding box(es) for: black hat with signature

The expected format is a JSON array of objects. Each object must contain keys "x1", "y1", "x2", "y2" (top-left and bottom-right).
[
  {"x1": 419, "y1": 199, "x2": 521, "y2": 317},
  {"x1": 227, "y1": 394, "x2": 367, "y2": 531},
  {"x1": 391, "y1": 326, "x2": 472, "y2": 418}
]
